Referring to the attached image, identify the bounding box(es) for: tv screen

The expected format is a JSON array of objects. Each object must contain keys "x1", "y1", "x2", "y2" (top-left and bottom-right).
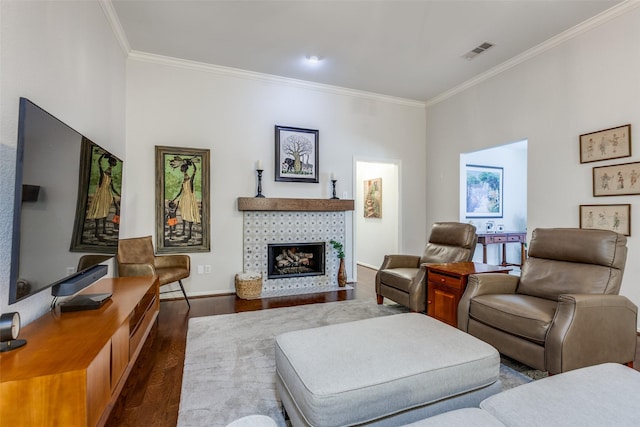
[{"x1": 9, "y1": 98, "x2": 123, "y2": 304}]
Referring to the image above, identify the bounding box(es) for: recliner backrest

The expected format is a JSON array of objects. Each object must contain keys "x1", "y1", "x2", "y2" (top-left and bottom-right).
[
  {"x1": 117, "y1": 236, "x2": 156, "y2": 265},
  {"x1": 420, "y1": 222, "x2": 478, "y2": 264},
  {"x1": 517, "y1": 228, "x2": 627, "y2": 300}
]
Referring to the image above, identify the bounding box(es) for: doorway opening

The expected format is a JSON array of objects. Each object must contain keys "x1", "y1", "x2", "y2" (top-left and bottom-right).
[
  {"x1": 355, "y1": 159, "x2": 400, "y2": 272},
  {"x1": 460, "y1": 140, "x2": 527, "y2": 267}
]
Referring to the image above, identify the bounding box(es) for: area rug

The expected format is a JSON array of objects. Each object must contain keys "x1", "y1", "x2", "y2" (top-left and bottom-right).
[{"x1": 178, "y1": 300, "x2": 533, "y2": 427}]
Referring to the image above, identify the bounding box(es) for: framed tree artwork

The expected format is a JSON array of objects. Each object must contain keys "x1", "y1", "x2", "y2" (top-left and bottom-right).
[
  {"x1": 275, "y1": 125, "x2": 319, "y2": 183},
  {"x1": 70, "y1": 137, "x2": 123, "y2": 253},
  {"x1": 155, "y1": 146, "x2": 210, "y2": 253},
  {"x1": 465, "y1": 164, "x2": 503, "y2": 218}
]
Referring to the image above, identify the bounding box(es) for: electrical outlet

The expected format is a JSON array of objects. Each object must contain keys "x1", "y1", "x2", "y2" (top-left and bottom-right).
[
  {"x1": 205, "y1": 265, "x2": 212, "y2": 274},
  {"x1": 197, "y1": 265, "x2": 204, "y2": 274},
  {"x1": 342, "y1": 191, "x2": 348, "y2": 199},
  {"x1": 66, "y1": 267, "x2": 75, "y2": 275}
]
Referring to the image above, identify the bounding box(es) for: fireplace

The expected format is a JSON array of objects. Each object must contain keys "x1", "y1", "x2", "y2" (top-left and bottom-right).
[
  {"x1": 241, "y1": 210, "x2": 349, "y2": 295},
  {"x1": 268, "y1": 242, "x2": 325, "y2": 279}
]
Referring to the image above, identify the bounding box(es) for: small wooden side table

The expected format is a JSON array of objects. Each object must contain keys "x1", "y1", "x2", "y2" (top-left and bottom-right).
[
  {"x1": 426, "y1": 262, "x2": 511, "y2": 328},
  {"x1": 476, "y1": 232, "x2": 526, "y2": 267}
]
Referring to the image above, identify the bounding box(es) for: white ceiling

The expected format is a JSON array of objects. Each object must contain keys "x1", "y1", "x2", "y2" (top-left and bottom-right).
[{"x1": 111, "y1": 0, "x2": 624, "y2": 102}]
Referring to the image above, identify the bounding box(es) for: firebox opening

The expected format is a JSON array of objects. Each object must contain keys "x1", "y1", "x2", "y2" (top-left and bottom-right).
[{"x1": 268, "y1": 242, "x2": 326, "y2": 279}]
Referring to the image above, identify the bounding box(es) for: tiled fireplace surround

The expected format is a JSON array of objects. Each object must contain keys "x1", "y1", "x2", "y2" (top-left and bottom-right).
[{"x1": 239, "y1": 198, "x2": 355, "y2": 296}]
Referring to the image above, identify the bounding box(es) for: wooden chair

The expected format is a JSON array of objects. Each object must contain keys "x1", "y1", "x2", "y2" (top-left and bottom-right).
[{"x1": 116, "y1": 236, "x2": 191, "y2": 308}]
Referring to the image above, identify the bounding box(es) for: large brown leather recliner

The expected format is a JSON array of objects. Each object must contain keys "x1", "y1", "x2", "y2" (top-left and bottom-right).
[
  {"x1": 376, "y1": 222, "x2": 477, "y2": 312},
  {"x1": 458, "y1": 228, "x2": 637, "y2": 374}
]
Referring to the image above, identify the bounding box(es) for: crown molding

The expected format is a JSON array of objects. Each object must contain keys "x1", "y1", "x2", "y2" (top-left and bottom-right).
[
  {"x1": 99, "y1": 0, "x2": 131, "y2": 55},
  {"x1": 426, "y1": 0, "x2": 640, "y2": 107},
  {"x1": 128, "y1": 51, "x2": 426, "y2": 108}
]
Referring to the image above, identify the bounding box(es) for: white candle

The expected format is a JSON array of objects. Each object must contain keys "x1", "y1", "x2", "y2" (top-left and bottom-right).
[
  {"x1": 331, "y1": 173, "x2": 336, "y2": 180},
  {"x1": 257, "y1": 160, "x2": 263, "y2": 170}
]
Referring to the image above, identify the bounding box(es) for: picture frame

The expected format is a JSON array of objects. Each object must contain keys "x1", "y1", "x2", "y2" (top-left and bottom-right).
[
  {"x1": 70, "y1": 138, "x2": 123, "y2": 253},
  {"x1": 364, "y1": 178, "x2": 382, "y2": 218},
  {"x1": 592, "y1": 161, "x2": 640, "y2": 197},
  {"x1": 465, "y1": 164, "x2": 504, "y2": 218},
  {"x1": 579, "y1": 204, "x2": 630, "y2": 236},
  {"x1": 275, "y1": 125, "x2": 319, "y2": 183},
  {"x1": 580, "y1": 124, "x2": 631, "y2": 163},
  {"x1": 155, "y1": 146, "x2": 210, "y2": 253}
]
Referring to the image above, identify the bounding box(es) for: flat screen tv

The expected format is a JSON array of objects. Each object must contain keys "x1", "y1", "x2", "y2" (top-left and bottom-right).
[{"x1": 9, "y1": 98, "x2": 123, "y2": 304}]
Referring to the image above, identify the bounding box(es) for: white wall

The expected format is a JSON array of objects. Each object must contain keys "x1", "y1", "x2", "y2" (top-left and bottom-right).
[
  {"x1": 0, "y1": 1, "x2": 126, "y2": 324},
  {"x1": 124, "y1": 58, "x2": 426, "y2": 297},
  {"x1": 426, "y1": 7, "x2": 640, "y2": 327},
  {"x1": 355, "y1": 160, "x2": 400, "y2": 269}
]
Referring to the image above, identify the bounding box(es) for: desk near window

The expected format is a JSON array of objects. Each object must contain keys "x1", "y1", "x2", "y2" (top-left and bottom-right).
[{"x1": 477, "y1": 232, "x2": 526, "y2": 267}]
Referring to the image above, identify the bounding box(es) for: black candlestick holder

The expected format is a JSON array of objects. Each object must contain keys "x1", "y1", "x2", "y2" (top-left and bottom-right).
[
  {"x1": 255, "y1": 169, "x2": 265, "y2": 198},
  {"x1": 330, "y1": 179, "x2": 339, "y2": 199}
]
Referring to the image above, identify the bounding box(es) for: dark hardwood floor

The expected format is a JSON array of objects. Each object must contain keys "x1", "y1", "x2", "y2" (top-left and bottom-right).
[
  {"x1": 105, "y1": 267, "x2": 376, "y2": 426},
  {"x1": 105, "y1": 265, "x2": 639, "y2": 426}
]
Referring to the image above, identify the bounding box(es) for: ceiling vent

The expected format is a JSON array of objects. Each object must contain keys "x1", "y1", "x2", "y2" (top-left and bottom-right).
[{"x1": 462, "y1": 42, "x2": 495, "y2": 60}]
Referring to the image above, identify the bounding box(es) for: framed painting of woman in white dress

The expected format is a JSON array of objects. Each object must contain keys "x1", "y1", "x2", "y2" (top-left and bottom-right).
[
  {"x1": 155, "y1": 146, "x2": 210, "y2": 253},
  {"x1": 71, "y1": 138, "x2": 123, "y2": 253}
]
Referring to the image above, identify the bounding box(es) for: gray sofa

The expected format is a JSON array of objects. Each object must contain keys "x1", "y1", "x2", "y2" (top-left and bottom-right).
[{"x1": 405, "y1": 363, "x2": 640, "y2": 427}]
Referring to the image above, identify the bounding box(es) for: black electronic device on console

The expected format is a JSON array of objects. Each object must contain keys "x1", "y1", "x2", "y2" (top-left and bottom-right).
[{"x1": 59, "y1": 293, "x2": 112, "y2": 313}]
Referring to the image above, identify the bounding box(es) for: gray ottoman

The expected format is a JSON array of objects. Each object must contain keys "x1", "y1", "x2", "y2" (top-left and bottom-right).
[{"x1": 275, "y1": 313, "x2": 501, "y2": 426}]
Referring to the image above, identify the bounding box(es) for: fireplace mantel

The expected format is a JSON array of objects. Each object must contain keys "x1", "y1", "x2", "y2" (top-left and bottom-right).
[{"x1": 237, "y1": 197, "x2": 354, "y2": 212}]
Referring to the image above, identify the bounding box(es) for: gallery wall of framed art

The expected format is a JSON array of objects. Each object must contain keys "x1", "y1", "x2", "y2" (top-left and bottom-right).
[{"x1": 579, "y1": 124, "x2": 634, "y2": 235}]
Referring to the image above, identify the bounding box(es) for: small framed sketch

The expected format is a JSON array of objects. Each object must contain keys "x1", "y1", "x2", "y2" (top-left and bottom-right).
[
  {"x1": 580, "y1": 124, "x2": 631, "y2": 163},
  {"x1": 592, "y1": 161, "x2": 640, "y2": 196},
  {"x1": 580, "y1": 204, "x2": 630, "y2": 236},
  {"x1": 275, "y1": 125, "x2": 319, "y2": 183}
]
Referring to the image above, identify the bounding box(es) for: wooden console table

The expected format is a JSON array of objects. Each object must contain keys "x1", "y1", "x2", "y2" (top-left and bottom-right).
[
  {"x1": 477, "y1": 232, "x2": 526, "y2": 267},
  {"x1": 426, "y1": 262, "x2": 511, "y2": 327},
  {"x1": 0, "y1": 276, "x2": 159, "y2": 427}
]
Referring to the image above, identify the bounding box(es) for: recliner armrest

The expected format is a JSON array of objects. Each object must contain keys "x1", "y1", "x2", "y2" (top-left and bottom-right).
[
  {"x1": 118, "y1": 262, "x2": 156, "y2": 277},
  {"x1": 154, "y1": 254, "x2": 190, "y2": 270},
  {"x1": 379, "y1": 254, "x2": 421, "y2": 270},
  {"x1": 546, "y1": 294, "x2": 638, "y2": 374},
  {"x1": 457, "y1": 273, "x2": 519, "y2": 331}
]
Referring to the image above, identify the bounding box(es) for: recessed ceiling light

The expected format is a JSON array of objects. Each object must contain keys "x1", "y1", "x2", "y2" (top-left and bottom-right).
[{"x1": 306, "y1": 55, "x2": 321, "y2": 64}]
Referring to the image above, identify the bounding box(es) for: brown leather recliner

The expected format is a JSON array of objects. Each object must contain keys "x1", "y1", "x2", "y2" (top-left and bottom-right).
[
  {"x1": 458, "y1": 228, "x2": 637, "y2": 374},
  {"x1": 376, "y1": 222, "x2": 477, "y2": 312},
  {"x1": 116, "y1": 236, "x2": 191, "y2": 308}
]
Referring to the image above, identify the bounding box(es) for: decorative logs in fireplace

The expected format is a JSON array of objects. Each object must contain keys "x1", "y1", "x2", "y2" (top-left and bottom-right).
[
  {"x1": 276, "y1": 249, "x2": 314, "y2": 268},
  {"x1": 268, "y1": 242, "x2": 325, "y2": 279}
]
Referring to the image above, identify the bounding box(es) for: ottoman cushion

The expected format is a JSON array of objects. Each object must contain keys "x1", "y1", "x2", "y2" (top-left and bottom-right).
[{"x1": 275, "y1": 313, "x2": 499, "y2": 426}]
